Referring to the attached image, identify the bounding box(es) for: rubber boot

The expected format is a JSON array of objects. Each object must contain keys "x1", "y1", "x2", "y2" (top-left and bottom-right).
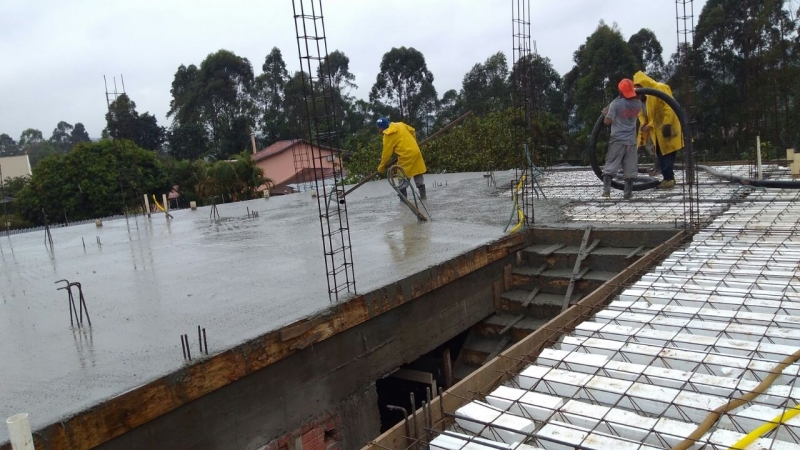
[
  {"x1": 398, "y1": 187, "x2": 407, "y2": 199},
  {"x1": 418, "y1": 185, "x2": 426, "y2": 200},
  {"x1": 624, "y1": 179, "x2": 633, "y2": 200},
  {"x1": 602, "y1": 175, "x2": 611, "y2": 198}
]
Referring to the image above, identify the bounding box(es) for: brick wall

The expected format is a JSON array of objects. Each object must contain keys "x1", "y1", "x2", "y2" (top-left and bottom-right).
[{"x1": 259, "y1": 414, "x2": 342, "y2": 450}]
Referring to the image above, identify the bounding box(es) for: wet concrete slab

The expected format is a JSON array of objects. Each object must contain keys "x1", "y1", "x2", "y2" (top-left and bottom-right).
[{"x1": 0, "y1": 171, "x2": 567, "y2": 441}]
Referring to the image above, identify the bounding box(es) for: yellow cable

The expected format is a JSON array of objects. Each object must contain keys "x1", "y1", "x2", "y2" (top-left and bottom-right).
[
  {"x1": 508, "y1": 175, "x2": 526, "y2": 233},
  {"x1": 727, "y1": 404, "x2": 800, "y2": 450},
  {"x1": 151, "y1": 194, "x2": 166, "y2": 212}
]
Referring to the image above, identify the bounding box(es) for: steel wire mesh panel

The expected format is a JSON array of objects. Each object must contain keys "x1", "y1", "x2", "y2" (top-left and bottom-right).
[{"x1": 292, "y1": 0, "x2": 356, "y2": 302}]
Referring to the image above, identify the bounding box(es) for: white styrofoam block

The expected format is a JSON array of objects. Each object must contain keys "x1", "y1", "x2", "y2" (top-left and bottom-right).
[
  {"x1": 559, "y1": 400, "x2": 658, "y2": 444},
  {"x1": 535, "y1": 422, "x2": 661, "y2": 450},
  {"x1": 455, "y1": 402, "x2": 536, "y2": 444},
  {"x1": 485, "y1": 386, "x2": 563, "y2": 422},
  {"x1": 430, "y1": 432, "x2": 511, "y2": 450}
]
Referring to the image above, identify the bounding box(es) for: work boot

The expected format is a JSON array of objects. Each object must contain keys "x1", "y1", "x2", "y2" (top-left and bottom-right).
[
  {"x1": 418, "y1": 185, "x2": 427, "y2": 200},
  {"x1": 624, "y1": 179, "x2": 634, "y2": 200},
  {"x1": 602, "y1": 174, "x2": 611, "y2": 198},
  {"x1": 657, "y1": 180, "x2": 676, "y2": 190},
  {"x1": 398, "y1": 187, "x2": 408, "y2": 199}
]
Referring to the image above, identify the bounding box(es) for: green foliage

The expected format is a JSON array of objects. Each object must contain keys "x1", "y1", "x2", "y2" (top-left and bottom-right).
[
  {"x1": 628, "y1": 28, "x2": 665, "y2": 78},
  {"x1": 167, "y1": 50, "x2": 256, "y2": 159},
  {"x1": 370, "y1": 47, "x2": 437, "y2": 130},
  {"x1": 676, "y1": 0, "x2": 800, "y2": 158},
  {"x1": 165, "y1": 152, "x2": 271, "y2": 204},
  {"x1": 342, "y1": 108, "x2": 562, "y2": 179},
  {"x1": 16, "y1": 140, "x2": 170, "y2": 225},
  {"x1": 462, "y1": 52, "x2": 510, "y2": 115},
  {"x1": 0, "y1": 133, "x2": 19, "y2": 157},
  {"x1": 106, "y1": 94, "x2": 166, "y2": 152}
]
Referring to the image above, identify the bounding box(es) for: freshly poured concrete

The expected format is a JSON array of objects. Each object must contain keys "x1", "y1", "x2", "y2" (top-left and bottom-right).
[{"x1": 0, "y1": 172, "x2": 566, "y2": 442}]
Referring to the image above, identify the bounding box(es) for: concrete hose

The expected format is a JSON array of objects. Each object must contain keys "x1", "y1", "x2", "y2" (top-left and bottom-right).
[
  {"x1": 671, "y1": 348, "x2": 800, "y2": 450},
  {"x1": 698, "y1": 164, "x2": 800, "y2": 189},
  {"x1": 588, "y1": 87, "x2": 695, "y2": 192}
]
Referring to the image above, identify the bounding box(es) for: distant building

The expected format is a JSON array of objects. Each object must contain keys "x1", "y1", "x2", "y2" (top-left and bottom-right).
[
  {"x1": 0, "y1": 154, "x2": 32, "y2": 180},
  {"x1": 252, "y1": 140, "x2": 342, "y2": 195}
]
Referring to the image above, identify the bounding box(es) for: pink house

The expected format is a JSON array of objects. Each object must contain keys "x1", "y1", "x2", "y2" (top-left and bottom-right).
[{"x1": 252, "y1": 140, "x2": 342, "y2": 194}]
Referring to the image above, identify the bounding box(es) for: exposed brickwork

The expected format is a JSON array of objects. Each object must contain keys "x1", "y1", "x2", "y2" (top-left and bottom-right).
[{"x1": 262, "y1": 414, "x2": 341, "y2": 450}]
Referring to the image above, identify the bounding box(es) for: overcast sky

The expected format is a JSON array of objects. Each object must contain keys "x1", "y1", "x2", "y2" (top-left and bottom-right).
[{"x1": 0, "y1": 0, "x2": 707, "y2": 141}]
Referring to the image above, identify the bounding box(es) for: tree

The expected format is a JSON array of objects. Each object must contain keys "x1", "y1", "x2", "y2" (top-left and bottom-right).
[
  {"x1": 136, "y1": 112, "x2": 167, "y2": 153},
  {"x1": 167, "y1": 122, "x2": 210, "y2": 160},
  {"x1": 16, "y1": 140, "x2": 170, "y2": 224},
  {"x1": 106, "y1": 94, "x2": 166, "y2": 152},
  {"x1": 168, "y1": 50, "x2": 256, "y2": 159},
  {"x1": 106, "y1": 94, "x2": 138, "y2": 142},
  {"x1": 49, "y1": 121, "x2": 74, "y2": 153},
  {"x1": 0, "y1": 134, "x2": 20, "y2": 157},
  {"x1": 18, "y1": 128, "x2": 44, "y2": 148},
  {"x1": 318, "y1": 50, "x2": 357, "y2": 93},
  {"x1": 689, "y1": 0, "x2": 799, "y2": 156},
  {"x1": 370, "y1": 47, "x2": 437, "y2": 128},
  {"x1": 461, "y1": 52, "x2": 510, "y2": 115},
  {"x1": 628, "y1": 28, "x2": 665, "y2": 79},
  {"x1": 18, "y1": 128, "x2": 55, "y2": 167},
  {"x1": 71, "y1": 123, "x2": 91, "y2": 145},
  {"x1": 511, "y1": 54, "x2": 567, "y2": 119},
  {"x1": 254, "y1": 47, "x2": 290, "y2": 143},
  {"x1": 563, "y1": 22, "x2": 639, "y2": 154}
]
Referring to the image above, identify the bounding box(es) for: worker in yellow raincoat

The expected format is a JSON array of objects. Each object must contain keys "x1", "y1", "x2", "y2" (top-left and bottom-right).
[
  {"x1": 376, "y1": 117, "x2": 427, "y2": 199},
  {"x1": 633, "y1": 71, "x2": 684, "y2": 189}
]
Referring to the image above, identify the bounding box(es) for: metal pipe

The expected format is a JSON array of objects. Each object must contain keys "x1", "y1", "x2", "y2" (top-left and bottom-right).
[
  {"x1": 698, "y1": 164, "x2": 800, "y2": 188},
  {"x1": 202, "y1": 328, "x2": 208, "y2": 355},
  {"x1": 6, "y1": 413, "x2": 35, "y2": 450},
  {"x1": 756, "y1": 135, "x2": 762, "y2": 179}
]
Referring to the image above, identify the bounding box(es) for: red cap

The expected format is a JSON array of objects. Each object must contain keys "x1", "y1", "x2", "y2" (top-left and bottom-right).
[{"x1": 618, "y1": 78, "x2": 637, "y2": 99}]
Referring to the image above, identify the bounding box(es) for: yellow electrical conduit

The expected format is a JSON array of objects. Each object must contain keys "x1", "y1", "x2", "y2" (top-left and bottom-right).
[
  {"x1": 151, "y1": 194, "x2": 167, "y2": 212},
  {"x1": 507, "y1": 175, "x2": 525, "y2": 234},
  {"x1": 671, "y1": 348, "x2": 800, "y2": 450},
  {"x1": 727, "y1": 404, "x2": 800, "y2": 449},
  {"x1": 151, "y1": 194, "x2": 174, "y2": 219}
]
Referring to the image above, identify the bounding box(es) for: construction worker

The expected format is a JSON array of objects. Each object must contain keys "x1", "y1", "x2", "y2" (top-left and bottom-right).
[
  {"x1": 376, "y1": 117, "x2": 427, "y2": 200},
  {"x1": 600, "y1": 78, "x2": 642, "y2": 200},
  {"x1": 633, "y1": 71, "x2": 683, "y2": 189}
]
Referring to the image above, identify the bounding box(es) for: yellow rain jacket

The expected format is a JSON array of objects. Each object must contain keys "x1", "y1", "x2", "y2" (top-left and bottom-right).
[
  {"x1": 633, "y1": 71, "x2": 683, "y2": 156},
  {"x1": 377, "y1": 122, "x2": 427, "y2": 177}
]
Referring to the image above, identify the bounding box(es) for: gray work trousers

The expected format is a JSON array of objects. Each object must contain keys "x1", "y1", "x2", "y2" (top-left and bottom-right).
[
  {"x1": 603, "y1": 142, "x2": 638, "y2": 179},
  {"x1": 397, "y1": 174, "x2": 424, "y2": 191}
]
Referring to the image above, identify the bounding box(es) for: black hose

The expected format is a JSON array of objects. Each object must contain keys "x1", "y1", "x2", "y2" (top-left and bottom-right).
[
  {"x1": 588, "y1": 87, "x2": 694, "y2": 191},
  {"x1": 697, "y1": 165, "x2": 800, "y2": 188}
]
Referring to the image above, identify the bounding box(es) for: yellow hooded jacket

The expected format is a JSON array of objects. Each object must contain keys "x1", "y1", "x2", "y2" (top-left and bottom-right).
[
  {"x1": 377, "y1": 122, "x2": 427, "y2": 177},
  {"x1": 633, "y1": 71, "x2": 683, "y2": 156}
]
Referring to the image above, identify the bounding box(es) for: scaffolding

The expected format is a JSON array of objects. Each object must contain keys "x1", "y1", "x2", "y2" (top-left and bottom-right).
[{"x1": 292, "y1": 0, "x2": 356, "y2": 303}]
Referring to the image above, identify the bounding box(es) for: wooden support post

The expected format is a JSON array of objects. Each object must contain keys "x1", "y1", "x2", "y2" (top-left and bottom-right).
[
  {"x1": 562, "y1": 226, "x2": 593, "y2": 312},
  {"x1": 492, "y1": 280, "x2": 502, "y2": 312},
  {"x1": 442, "y1": 348, "x2": 453, "y2": 390},
  {"x1": 143, "y1": 194, "x2": 151, "y2": 218},
  {"x1": 503, "y1": 264, "x2": 512, "y2": 291}
]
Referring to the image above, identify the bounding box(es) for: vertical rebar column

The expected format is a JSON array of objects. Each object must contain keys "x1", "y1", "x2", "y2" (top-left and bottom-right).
[
  {"x1": 292, "y1": 0, "x2": 356, "y2": 302},
  {"x1": 103, "y1": 75, "x2": 131, "y2": 219},
  {"x1": 675, "y1": 0, "x2": 700, "y2": 230},
  {"x1": 512, "y1": 0, "x2": 535, "y2": 225}
]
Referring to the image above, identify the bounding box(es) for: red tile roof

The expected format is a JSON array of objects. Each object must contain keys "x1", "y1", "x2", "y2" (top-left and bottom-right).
[
  {"x1": 252, "y1": 140, "x2": 302, "y2": 162},
  {"x1": 252, "y1": 139, "x2": 343, "y2": 163}
]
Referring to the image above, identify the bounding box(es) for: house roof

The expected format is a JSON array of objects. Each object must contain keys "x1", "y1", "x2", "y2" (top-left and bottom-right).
[{"x1": 252, "y1": 139, "x2": 342, "y2": 163}]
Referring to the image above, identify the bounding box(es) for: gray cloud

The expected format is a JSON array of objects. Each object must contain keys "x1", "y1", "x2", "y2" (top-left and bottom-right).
[{"x1": 0, "y1": 0, "x2": 705, "y2": 141}]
